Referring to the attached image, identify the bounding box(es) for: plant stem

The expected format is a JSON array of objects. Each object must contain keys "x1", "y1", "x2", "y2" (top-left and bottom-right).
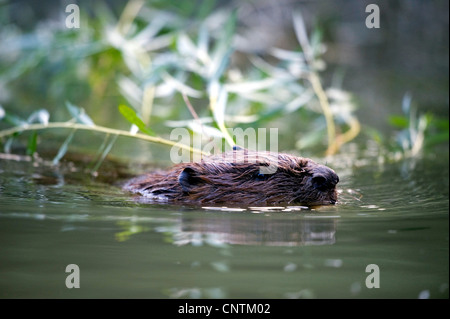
[
  {"x1": 116, "y1": 0, "x2": 145, "y2": 36},
  {"x1": 308, "y1": 72, "x2": 336, "y2": 154},
  {"x1": 308, "y1": 72, "x2": 361, "y2": 156},
  {"x1": 327, "y1": 116, "x2": 361, "y2": 156},
  {"x1": 0, "y1": 122, "x2": 208, "y2": 156},
  {"x1": 209, "y1": 94, "x2": 235, "y2": 147}
]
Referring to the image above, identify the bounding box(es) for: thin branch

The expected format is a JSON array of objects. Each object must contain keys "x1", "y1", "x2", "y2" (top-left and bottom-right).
[
  {"x1": 182, "y1": 93, "x2": 201, "y2": 121},
  {"x1": 182, "y1": 92, "x2": 207, "y2": 142},
  {"x1": 0, "y1": 122, "x2": 209, "y2": 156},
  {"x1": 308, "y1": 72, "x2": 336, "y2": 154},
  {"x1": 327, "y1": 116, "x2": 361, "y2": 156}
]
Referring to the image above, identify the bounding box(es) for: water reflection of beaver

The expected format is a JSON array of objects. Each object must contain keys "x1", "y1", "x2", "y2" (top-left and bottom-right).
[{"x1": 123, "y1": 147, "x2": 339, "y2": 206}]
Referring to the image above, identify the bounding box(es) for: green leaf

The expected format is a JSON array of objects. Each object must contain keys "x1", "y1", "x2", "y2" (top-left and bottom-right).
[
  {"x1": 196, "y1": 0, "x2": 216, "y2": 19},
  {"x1": 27, "y1": 109, "x2": 49, "y2": 124},
  {"x1": 26, "y1": 132, "x2": 38, "y2": 156},
  {"x1": 425, "y1": 131, "x2": 449, "y2": 147},
  {"x1": 4, "y1": 136, "x2": 15, "y2": 154},
  {"x1": 388, "y1": 115, "x2": 409, "y2": 129},
  {"x1": 364, "y1": 127, "x2": 385, "y2": 145},
  {"x1": 91, "y1": 134, "x2": 118, "y2": 174},
  {"x1": 161, "y1": 71, "x2": 203, "y2": 98},
  {"x1": 224, "y1": 10, "x2": 237, "y2": 43},
  {"x1": 197, "y1": 22, "x2": 209, "y2": 54},
  {"x1": 66, "y1": 102, "x2": 95, "y2": 126},
  {"x1": 210, "y1": 48, "x2": 233, "y2": 82},
  {"x1": 118, "y1": 104, "x2": 155, "y2": 136},
  {"x1": 177, "y1": 33, "x2": 198, "y2": 58},
  {"x1": 402, "y1": 93, "x2": 412, "y2": 115},
  {"x1": 3, "y1": 112, "x2": 27, "y2": 126},
  {"x1": 432, "y1": 118, "x2": 449, "y2": 131},
  {"x1": 208, "y1": 11, "x2": 236, "y2": 81},
  {"x1": 52, "y1": 129, "x2": 76, "y2": 165},
  {"x1": 292, "y1": 11, "x2": 313, "y2": 61},
  {"x1": 310, "y1": 27, "x2": 323, "y2": 50}
]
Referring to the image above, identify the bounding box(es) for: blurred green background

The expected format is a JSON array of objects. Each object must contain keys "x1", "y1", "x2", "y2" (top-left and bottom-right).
[{"x1": 0, "y1": 0, "x2": 448, "y2": 163}]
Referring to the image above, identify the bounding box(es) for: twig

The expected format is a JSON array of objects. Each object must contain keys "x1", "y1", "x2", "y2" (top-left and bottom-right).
[
  {"x1": 182, "y1": 92, "x2": 207, "y2": 141},
  {"x1": 308, "y1": 72, "x2": 336, "y2": 155},
  {"x1": 182, "y1": 93, "x2": 201, "y2": 121},
  {"x1": 327, "y1": 116, "x2": 361, "y2": 156},
  {"x1": 0, "y1": 122, "x2": 208, "y2": 156}
]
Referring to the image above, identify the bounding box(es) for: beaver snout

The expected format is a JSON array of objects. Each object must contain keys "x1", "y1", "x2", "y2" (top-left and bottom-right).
[{"x1": 311, "y1": 166, "x2": 339, "y2": 192}]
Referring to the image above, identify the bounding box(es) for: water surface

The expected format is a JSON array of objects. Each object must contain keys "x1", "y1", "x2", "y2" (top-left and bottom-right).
[{"x1": 0, "y1": 151, "x2": 448, "y2": 298}]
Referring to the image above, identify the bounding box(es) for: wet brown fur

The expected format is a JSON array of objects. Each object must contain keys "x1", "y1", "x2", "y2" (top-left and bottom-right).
[{"x1": 123, "y1": 149, "x2": 339, "y2": 206}]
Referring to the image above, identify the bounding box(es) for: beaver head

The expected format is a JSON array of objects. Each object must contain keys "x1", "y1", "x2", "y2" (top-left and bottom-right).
[{"x1": 123, "y1": 148, "x2": 339, "y2": 206}]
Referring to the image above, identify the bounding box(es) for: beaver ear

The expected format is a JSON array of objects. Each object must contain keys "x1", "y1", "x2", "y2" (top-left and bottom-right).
[{"x1": 178, "y1": 167, "x2": 201, "y2": 192}]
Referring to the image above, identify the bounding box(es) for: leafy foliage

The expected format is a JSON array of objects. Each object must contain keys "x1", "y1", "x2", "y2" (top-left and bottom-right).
[{"x1": 0, "y1": 1, "x2": 446, "y2": 170}]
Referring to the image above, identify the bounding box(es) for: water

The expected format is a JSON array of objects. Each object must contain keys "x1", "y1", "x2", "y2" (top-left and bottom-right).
[{"x1": 0, "y1": 151, "x2": 448, "y2": 299}]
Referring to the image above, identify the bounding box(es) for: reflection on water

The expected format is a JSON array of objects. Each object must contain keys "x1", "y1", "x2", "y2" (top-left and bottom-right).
[
  {"x1": 0, "y1": 151, "x2": 448, "y2": 298},
  {"x1": 160, "y1": 213, "x2": 337, "y2": 247}
]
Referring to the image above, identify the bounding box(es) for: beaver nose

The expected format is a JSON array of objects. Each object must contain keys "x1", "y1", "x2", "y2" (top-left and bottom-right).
[{"x1": 312, "y1": 166, "x2": 339, "y2": 191}]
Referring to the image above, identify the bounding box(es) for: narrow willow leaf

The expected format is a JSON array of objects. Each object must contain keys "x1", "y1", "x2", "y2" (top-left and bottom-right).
[
  {"x1": 52, "y1": 129, "x2": 76, "y2": 165},
  {"x1": 213, "y1": 87, "x2": 227, "y2": 128},
  {"x1": 425, "y1": 131, "x2": 449, "y2": 147},
  {"x1": 292, "y1": 11, "x2": 313, "y2": 63},
  {"x1": 129, "y1": 124, "x2": 139, "y2": 135},
  {"x1": 4, "y1": 136, "x2": 14, "y2": 153},
  {"x1": 188, "y1": 122, "x2": 224, "y2": 138},
  {"x1": 208, "y1": 81, "x2": 221, "y2": 111},
  {"x1": 144, "y1": 33, "x2": 174, "y2": 52},
  {"x1": 66, "y1": 101, "x2": 95, "y2": 126},
  {"x1": 402, "y1": 92, "x2": 412, "y2": 115},
  {"x1": 284, "y1": 89, "x2": 314, "y2": 113},
  {"x1": 364, "y1": 127, "x2": 385, "y2": 145},
  {"x1": 117, "y1": 76, "x2": 143, "y2": 109},
  {"x1": 91, "y1": 134, "x2": 118, "y2": 174},
  {"x1": 310, "y1": 28, "x2": 324, "y2": 56},
  {"x1": 433, "y1": 117, "x2": 449, "y2": 130},
  {"x1": 4, "y1": 112, "x2": 27, "y2": 126},
  {"x1": 388, "y1": 116, "x2": 409, "y2": 129},
  {"x1": 161, "y1": 72, "x2": 203, "y2": 98},
  {"x1": 165, "y1": 118, "x2": 213, "y2": 127},
  {"x1": 87, "y1": 133, "x2": 111, "y2": 171},
  {"x1": 224, "y1": 10, "x2": 237, "y2": 44},
  {"x1": 118, "y1": 104, "x2": 155, "y2": 136},
  {"x1": 141, "y1": 85, "x2": 155, "y2": 126},
  {"x1": 225, "y1": 78, "x2": 278, "y2": 93},
  {"x1": 270, "y1": 47, "x2": 305, "y2": 63},
  {"x1": 249, "y1": 55, "x2": 292, "y2": 78},
  {"x1": 208, "y1": 11, "x2": 236, "y2": 80},
  {"x1": 197, "y1": 22, "x2": 209, "y2": 56},
  {"x1": 177, "y1": 33, "x2": 198, "y2": 58},
  {"x1": 208, "y1": 82, "x2": 233, "y2": 146},
  {"x1": 197, "y1": 0, "x2": 216, "y2": 19},
  {"x1": 133, "y1": 16, "x2": 165, "y2": 45},
  {"x1": 26, "y1": 131, "x2": 38, "y2": 156},
  {"x1": 27, "y1": 109, "x2": 49, "y2": 125},
  {"x1": 238, "y1": 91, "x2": 278, "y2": 104},
  {"x1": 209, "y1": 48, "x2": 232, "y2": 82}
]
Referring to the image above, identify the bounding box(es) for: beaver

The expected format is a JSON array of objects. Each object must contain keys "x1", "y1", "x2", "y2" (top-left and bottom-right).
[{"x1": 123, "y1": 147, "x2": 339, "y2": 206}]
